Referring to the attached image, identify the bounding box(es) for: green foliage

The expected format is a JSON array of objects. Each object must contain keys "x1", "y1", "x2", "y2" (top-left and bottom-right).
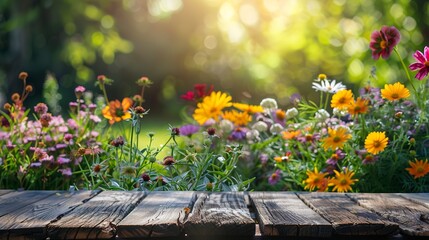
[{"x1": 43, "y1": 73, "x2": 62, "y2": 115}]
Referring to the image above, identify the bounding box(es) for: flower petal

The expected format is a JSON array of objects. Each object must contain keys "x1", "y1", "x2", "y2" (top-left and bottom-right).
[
  {"x1": 413, "y1": 50, "x2": 425, "y2": 63},
  {"x1": 409, "y1": 62, "x2": 424, "y2": 71},
  {"x1": 415, "y1": 68, "x2": 429, "y2": 80}
]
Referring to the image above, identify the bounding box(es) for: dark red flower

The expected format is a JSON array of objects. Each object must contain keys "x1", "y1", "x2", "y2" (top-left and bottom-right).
[
  {"x1": 181, "y1": 84, "x2": 214, "y2": 102},
  {"x1": 369, "y1": 26, "x2": 400, "y2": 60}
]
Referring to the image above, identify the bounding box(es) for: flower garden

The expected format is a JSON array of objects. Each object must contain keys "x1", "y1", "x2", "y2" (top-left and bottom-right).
[{"x1": 1, "y1": 26, "x2": 428, "y2": 193}]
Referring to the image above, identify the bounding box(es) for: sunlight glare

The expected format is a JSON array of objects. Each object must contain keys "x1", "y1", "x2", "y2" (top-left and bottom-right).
[{"x1": 239, "y1": 4, "x2": 259, "y2": 26}]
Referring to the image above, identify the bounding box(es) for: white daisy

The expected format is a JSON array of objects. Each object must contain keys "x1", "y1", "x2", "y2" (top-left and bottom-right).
[{"x1": 312, "y1": 80, "x2": 346, "y2": 93}]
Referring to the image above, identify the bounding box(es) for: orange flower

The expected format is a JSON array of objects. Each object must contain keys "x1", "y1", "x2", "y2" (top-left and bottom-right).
[
  {"x1": 282, "y1": 130, "x2": 301, "y2": 140},
  {"x1": 102, "y1": 98, "x2": 133, "y2": 124},
  {"x1": 406, "y1": 159, "x2": 429, "y2": 179},
  {"x1": 303, "y1": 168, "x2": 329, "y2": 191},
  {"x1": 347, "y1": 97, "x2": 369, "y2": 116}
]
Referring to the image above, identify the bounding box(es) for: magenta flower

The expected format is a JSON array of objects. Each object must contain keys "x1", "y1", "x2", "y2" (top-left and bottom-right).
[
  {"x1": 369, "y1": 26, "x2": 400, "y2": 60},
  {"x1": 409, "y1": 46, "x2": 429, "y2": 80},
  {"x1": 268, "y1": 170, "x2": 281, "y2": 185}
]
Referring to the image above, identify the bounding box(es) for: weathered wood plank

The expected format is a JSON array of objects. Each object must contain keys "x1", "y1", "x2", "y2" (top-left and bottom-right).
[
  {"x1": 0, "y1": 191, "x2": 57, "y2": 218},
  {"x1": 398, "y1": 193, "x2": 429, "y2": 209},
  {"x1": 348, "y1": 193, "x2": 429, "y2": 236},
  {"x1": 249, "y1": 192, "x2": 332, "y2": 237},
  {"x1": 117, "y1": 191, "x2": 195, "y2": 238},
  {"x1": 0, "y1": 190, "x2": 13, "y2": 197},
  {"x1": 0, "y1": 190, "x2": 99, "y2": 239},
  {"x1": 298, "y1": 192, "x2": 398, "y2": 235},
  {"x1": 184, "y1": 192, "x2": 255, "y2": 237},
  {"x1": 47, "y1": 191, "x2": 145, "y2": 239}
]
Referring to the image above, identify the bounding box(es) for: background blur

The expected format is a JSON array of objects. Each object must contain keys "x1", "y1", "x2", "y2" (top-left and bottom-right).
[{"x1": 1, "y1": 0, "x2": 428, "y2": 121}]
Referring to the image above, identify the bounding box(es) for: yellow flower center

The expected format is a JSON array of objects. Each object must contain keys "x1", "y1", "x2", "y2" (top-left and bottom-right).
[
  {"x1": 210, "y1": 107, "x2": 218, "y2": 113},
  {"x1": 354, "y1": 106, "x2": 361, "y2": 111},
  {"x1": 338, "y1": 97, "x2": 346, "y2": 104},
  {"x1": 380, "y1": 40, "x2": 387, "y2": 49},
  {"x1": 391, "y1": 93, "x2": 399, "y2": 99},
  {"x1": 340, "y1": 178, "x2": 347, "y2": 185},
  {"x1": 417, "y1": 166, "x2": 424, "y2": 173}
]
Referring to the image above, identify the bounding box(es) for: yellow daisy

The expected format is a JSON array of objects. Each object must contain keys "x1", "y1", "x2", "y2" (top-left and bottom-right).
[
  {"x1": 329, "y1": 168, "x2": 358, "y2": 192},
  {"x1": 364, "y1": 132, "x2": 388, "y2": 155},
  {"x1": 232, "y1": 102, "x2": 264, "y2": 114},
  {"x1": 322, "y1": 127, "x2": 351, "y2": 150},
  {"x1": 222, "y1": 110, "x2": 252, "y2": 126},
  {"x1": 303, "y1": 168, "x2": 328, "y2": 191},
  {"x1": 347, "y1": 97, "x2": 369, "y2": 116},
  {"x1": 406, "y1": 159, "x2": 429, "y2": 179},
  {"x1": 193, "y1": 91, "x2": 232, "y2": 125},
  {"x1": 331, "y1": 89, "x2": 354, "y2": 109},
  {"x1": 380, "y1": 82, "x2": 410, "y2": 101}
]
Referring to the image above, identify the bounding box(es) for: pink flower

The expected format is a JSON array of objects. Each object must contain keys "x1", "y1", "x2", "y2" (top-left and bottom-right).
[
  {"x1": 268, "y1": 169, "x2": 282, "y2": 185},
  {"x1": 369, "y1": 26, "x2": 400, "y2": 60},
  {"x1": 409, "y1": 46, "x2": 429, "y2": 80}
]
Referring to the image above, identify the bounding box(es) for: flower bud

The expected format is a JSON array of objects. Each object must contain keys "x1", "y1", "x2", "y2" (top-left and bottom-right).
[
  {"x1": 206, "y1": 182, "x2": 213, "y2": 191},
  {"x1": 19, "y1": 72, "x2": 28, "y2": 80},
  {"x1": 11, "y1": 93, "x2": 20, "y2": 102},
  {"x1": 141, "y1": 173, "x2": 150, "y2": 182},
  {"x1": 260, "y1": 98, "x2": 277, "y2": 110},
  {"x1": 25, "y1": 85, "x2": 33, "y2": 92},
  {"x1": 3, "y1": 103, "x2": 11, "y2": 111},
  {"x1": 286, "y1": 107, "x2": 298, "y2": 119},
  {"x1": 252, "y1": 121, "x2": 268, "y2": 132},
  {"x1": 163, "y1": 156, "x2": 176, "y2": 166},
  {"x1": 219, "y1": 119, "x2": 234, "y2": 133},
  {"x1": 270, "y1": 123, "x2": 284, "y2": 134},
  {"x1": 207, "y1": 127, "x2": 216, "y2": 136}
]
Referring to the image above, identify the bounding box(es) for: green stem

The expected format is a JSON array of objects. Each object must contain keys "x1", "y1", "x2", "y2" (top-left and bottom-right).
[{"x1": 394, "y1": 48, "x2": 417, "y2": 93}]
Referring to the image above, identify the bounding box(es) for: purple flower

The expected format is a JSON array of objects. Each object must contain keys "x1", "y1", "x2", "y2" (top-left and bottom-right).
[
  {"x1": 409, "y1": 46, "x2": 429, "y2": 80},
  {"x1": 179, "y1": 124, "x2": 200, "y2": 137},
  {"x1": 268, "y1": 170, "x2": 281, "y2": 185},
  {"x1": 326, "y1": 149, "x2": 345, "y2": 165},
  {"x1": 369, "y1": 26, "x2": 400, "y2": 60},
  {"x1": 259, "y1": 153, "x2": 269, "y2": 165},
  {"x1": 57, "y1": 155, "x2": 71, "y2": 164},
  {"x1": 230, "y1": 128, "x2": 247, "y2": 140},
  {"x1": 58, "y1": 168, "x2": 72, "y2": 176}
]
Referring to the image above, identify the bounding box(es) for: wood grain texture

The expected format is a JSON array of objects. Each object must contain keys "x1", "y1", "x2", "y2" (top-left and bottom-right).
[
  {"x1": 0, "y1": 190, "x2": 99, "y2": 239},
  {"x1": 298, "y1": 192, "x2": 398, "y2": 235},
  {"x1": 117, "y1": 191, "x2": 195, "y2": 238},
  {"x1": 398, "y1": 193, "x2": 429, "y2": 209},
  {"x1": 348, "y1": 193, "x2": 429, "y2": 236},
  {"x1": 249, "y1": 192, "x2": 332, "y2": 237},
  {"x1": 0, "y1": 191, "x2": 57, "y2": 218},
  {"x1": 184, "y1": 192, "x2": 255, "y2": 237},
  {"x1": 0, "y1": 190, "x2": 13, "y2": 197},
  {"x1": 47, "y1": 191, "x2": 145, "y2": 239}
]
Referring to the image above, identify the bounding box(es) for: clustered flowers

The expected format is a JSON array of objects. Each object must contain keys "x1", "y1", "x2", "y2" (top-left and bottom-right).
[{"x1": 1, "y1": 25, "x2": 428, "y2": 193}]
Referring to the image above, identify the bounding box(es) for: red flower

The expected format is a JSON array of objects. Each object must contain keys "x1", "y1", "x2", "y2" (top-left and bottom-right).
[
  {"x1": 181, "y1": 91, "x2": 195, "y2": 101},
  {"x1": 409, "y1": 46, "x2": 429, "y2": 80},
  {"x1": 369, "y1": 26, "x2": 400, "y2": 60},
  {"x1": 181, "y1": 84, "x2": 214, "y2": 102}
]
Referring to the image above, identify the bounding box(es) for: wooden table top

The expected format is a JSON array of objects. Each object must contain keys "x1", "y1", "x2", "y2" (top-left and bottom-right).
[{"x1": 0, "y1": 190, "x2": 428, "y2": 239}]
